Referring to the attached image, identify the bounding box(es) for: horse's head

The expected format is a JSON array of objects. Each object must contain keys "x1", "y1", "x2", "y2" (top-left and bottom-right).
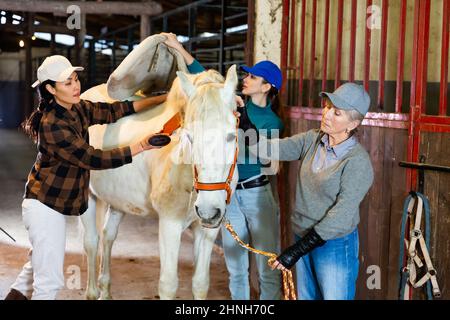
[{"x1": 176, "y1": 65, "x2": 239, "y2": 228}]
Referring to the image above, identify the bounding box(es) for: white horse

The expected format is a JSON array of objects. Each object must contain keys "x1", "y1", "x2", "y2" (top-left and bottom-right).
[{"x1": 79, "y1": 63, "x2": 239, "y2": 300}]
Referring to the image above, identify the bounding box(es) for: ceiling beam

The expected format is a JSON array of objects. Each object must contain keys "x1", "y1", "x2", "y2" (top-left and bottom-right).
[{"x1": 0, "y1": 0, "x2": 162, "y2": 16}]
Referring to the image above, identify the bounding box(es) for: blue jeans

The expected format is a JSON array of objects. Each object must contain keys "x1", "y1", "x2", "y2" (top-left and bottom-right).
[
  {"x1": 221, "y1": 182, "x2": 281, "y2": 300},
  {"x1": 294, "y1": 228, "x2": 359, "y2": 300}
]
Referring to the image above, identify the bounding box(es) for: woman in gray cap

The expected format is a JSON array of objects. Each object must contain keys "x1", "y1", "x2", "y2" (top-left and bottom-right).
[{"x1": 263, "y1": 82, "x2": 374, "y2": 300}]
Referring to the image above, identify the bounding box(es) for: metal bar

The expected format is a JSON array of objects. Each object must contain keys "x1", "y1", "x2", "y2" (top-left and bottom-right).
[
  {"x1": 308, "y1": 0, "x2": 317, "y2": 108},
  {"x1": 298, "y1": 0, "x2": 306, "y2": 105},
  {"x1": 395, "y1": 0, "x2": 407, "y2": 113},
  {"x1": 321, "y1": 0, "x2": 330, "y2": 107},
  {"x1": 280, "y1": 0, "x2": 290, "y2": 105},
  {"x1": 417, "y1": 0, "x2": 430, "y2": 114},
  {"x1": 102, "y1": 23, "x2": 140, "y2": 39},
  {"x1": 289, "y1": 0, "x2": 297, "y2": 67},
  {"x1": 127, "y1": 28, "x2": 134, "y2": 54},
  {"x1": 334, "y1": 0, "x2": 344, "y2": 89},
  {"x1": 188, "y1": 6, "x2": 197, "y2": 52},
  {"x1": 24, "y1": 13, "x2": 33, "y2": 119},
  {"x1": 0, "y1": 227, "x2": 16, "y2": 242},
  {"x1": 200, "y1": 4, "x2": 246, "y2": 10},
  {"x1": 419, "y1": 115, "x2": 450, "y2": 125},
  {"x1": 222, "y1": 60, "x2": 245, "y2": 65},
  {"x1": 399, "y1": 161, "x2": 450, "y2": 173},
  {"x1": 349, "y1": 0, "x2": 357, "y2": 82},
  {"x1": 439, "y1": 0, "x2": 449, "y2": 116},
  {"x1": 377, "y1": 0, "x2": 389, "y2": 110},
  {"x1": 364, "y1": 0, "x2": 373, "y2": 91},
  {"x1": 192, "y1": 44, "x2": 245, "y2": 54},
  {"x1": 151, "y1": 0, "x2": 214, "y2": 20},
  {"x1": 163, "y1": 16, "x2": 168, "y2": 32},
  {"x1": 407, "y1": 0, "x2": 422, "y2": 196},
  {"x1": 219, "y1": 0, "x2": 226, "y2": 75},
  {"x1": 224, "y1": 12, "x2": 247, "y2": 21}
]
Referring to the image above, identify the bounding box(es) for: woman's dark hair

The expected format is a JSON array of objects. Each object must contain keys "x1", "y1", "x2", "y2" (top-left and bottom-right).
[
  {"x1": 265, "y1": 83, "x2": 289, "y2": 138},
  {"x1": 21, "y1": 80, "x2": 55, "y2": 143}
]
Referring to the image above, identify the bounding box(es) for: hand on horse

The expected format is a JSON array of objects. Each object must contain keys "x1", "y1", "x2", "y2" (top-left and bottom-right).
[
  {"x1": 235, "y1": 95, "x2": 244, "y2": 108},
  {"x1": 131, "y1": 133, "x2": 171, "y2": 155},
  {"x1": 161, "y1": 32, "x2": 183, "y2": 51},
  {"x1": 142, "y1": 133, "x2": 171, "y2": 150},
  {"x1": 271, "y1": 228, "x2": 326, "y2": 270}
]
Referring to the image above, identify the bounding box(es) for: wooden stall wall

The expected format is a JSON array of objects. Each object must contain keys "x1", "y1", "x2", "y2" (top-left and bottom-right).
[{"x1": 419, "y1": 132, "x2": 450, "y2": 298}]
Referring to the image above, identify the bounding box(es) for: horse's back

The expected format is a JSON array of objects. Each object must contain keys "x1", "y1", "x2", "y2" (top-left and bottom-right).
[{"x1": 81, "y1": 84, "x2": 181, "y2": 217}]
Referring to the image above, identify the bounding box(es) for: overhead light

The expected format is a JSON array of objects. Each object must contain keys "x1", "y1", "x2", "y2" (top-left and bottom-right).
[
  {"x1": 31, "y1": 35, "x2": 36, "y2": 40},
  {"x1": 0, "y1": 17, "x2": 6, "y2": 24},
  {"x1": 19, "y1": 40, "x2": 25, "y2": 47}
]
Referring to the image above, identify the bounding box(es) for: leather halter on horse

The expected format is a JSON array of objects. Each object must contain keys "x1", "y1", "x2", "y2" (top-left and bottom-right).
[{"x1": 159, "y1": 111, "x2": 240, "y2": 205}]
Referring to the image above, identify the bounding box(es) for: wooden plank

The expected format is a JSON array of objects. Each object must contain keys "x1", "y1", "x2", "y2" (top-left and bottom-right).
[
  {"x1": 422, "y1": 132, "x2": 450, "y2": 299},
  {"x1": 379, "y1": 127, "x2": 395, "y2": 298},
  {"x1": 419, "y1": 131, "x2": 442, "y2": 299},
  {"x1": 366, "y1": 126, "x2": 384, "y2": 299},
  {"x1": 356, "y1": 125, "x2": 372, "y2": 299},
  {"x1": 0, "y1": 0, "x2": 162, "y2": 16},
  {"x1": 386, "y1": 129, "x2": 409, "y2": 299},
  {"x1": 435, "y1": 133, "x2": 450, "y2": 297}
]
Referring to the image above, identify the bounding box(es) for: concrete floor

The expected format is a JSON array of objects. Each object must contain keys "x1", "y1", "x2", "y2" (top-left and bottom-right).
[{"x1": 0, "y1": 128, "x2": 230, "y2": 300}]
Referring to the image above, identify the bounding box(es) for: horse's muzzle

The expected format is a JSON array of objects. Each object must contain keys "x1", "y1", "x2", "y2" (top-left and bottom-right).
[{"x1": 195, "y1": 206, "x2": 223, "y2": 229}]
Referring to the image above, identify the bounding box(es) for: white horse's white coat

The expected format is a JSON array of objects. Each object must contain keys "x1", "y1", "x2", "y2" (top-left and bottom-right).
[{"x1": 80, "y1": 65, "x2": 238, "y2": 300}]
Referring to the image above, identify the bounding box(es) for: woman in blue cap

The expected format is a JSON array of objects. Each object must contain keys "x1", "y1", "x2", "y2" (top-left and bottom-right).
[{"x1": 162, "y1": 32, "x2": 285, "y2": 300}]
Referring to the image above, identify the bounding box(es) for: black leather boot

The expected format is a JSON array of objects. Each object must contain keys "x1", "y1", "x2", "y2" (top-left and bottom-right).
[{"x1": 4, "y1": 289, "x2": 28, "y2": 300}]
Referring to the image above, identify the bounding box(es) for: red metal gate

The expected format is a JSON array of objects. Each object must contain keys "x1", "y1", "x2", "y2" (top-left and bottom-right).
[{"x1": 280, "y1": 0, "x2": 449, "y2": 193}]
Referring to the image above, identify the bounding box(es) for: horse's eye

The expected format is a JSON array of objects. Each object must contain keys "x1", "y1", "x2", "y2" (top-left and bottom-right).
[{"x1": 226, "y1": 133, "x2": 236, "y2": 142}]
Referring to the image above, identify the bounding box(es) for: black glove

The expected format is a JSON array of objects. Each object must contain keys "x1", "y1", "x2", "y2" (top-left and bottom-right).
[
  {"x1": 277, "y1": 228, "x2": 326, "y2": 269},
  {"x1": 239, "y1": 106, "x2": 259, "y2": 145},
  {"x1": 239, "y1": 105, "x2": 257, "y2": 131}
]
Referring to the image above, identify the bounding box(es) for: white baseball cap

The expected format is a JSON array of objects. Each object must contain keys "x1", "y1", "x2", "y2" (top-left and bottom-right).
[{"x1": 31, "y1": 55, "x2": 84, "y2": 88}]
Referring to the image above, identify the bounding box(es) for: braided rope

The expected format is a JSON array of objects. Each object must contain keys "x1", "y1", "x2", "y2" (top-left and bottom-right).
[{"x1": 224, "y1": 221, "x2": 297, "y2": 300}]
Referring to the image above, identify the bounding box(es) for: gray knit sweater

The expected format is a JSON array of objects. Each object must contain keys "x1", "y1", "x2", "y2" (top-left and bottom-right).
[{"x1": 256, "y1": 129, "x2": 374, "y2": 240}]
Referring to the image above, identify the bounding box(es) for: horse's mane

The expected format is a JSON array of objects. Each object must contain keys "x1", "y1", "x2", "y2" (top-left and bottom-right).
[{"x1": 166, "y1": 69, "x2": 225, "y2": 126}]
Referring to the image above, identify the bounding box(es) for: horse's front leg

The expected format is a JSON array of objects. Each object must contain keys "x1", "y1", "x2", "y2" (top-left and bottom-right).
[
  {"x1": 80, "y1": 194, "x2": 105, "y2": 300},
  {"x1": 191, "y1": 219, "x2": 220, "y2": 300},
  {"x1": 158, "y1": 217, "x2": 183, "y2": 300},
  {"x1": 98, "y1": 207, "x2": 124, "y2": 300}
]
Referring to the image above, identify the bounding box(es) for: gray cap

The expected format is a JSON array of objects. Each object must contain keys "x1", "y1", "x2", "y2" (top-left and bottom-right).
[{"x1": 319, "y1": 83, "x2": 370, "y2": 116}]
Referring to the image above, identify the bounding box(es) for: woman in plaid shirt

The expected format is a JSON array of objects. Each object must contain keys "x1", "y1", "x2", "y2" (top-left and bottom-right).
[{"x1": 4, "y1": 55, "x2": 167, "y2": 300}]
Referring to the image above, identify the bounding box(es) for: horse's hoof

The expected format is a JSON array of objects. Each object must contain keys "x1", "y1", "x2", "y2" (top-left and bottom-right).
[
  {"x1": 85, "y1": 292, "x2": 100, "y2": 300},
  {"x1": 99, "y1": 293, "x2": 113, "y2": 300}
]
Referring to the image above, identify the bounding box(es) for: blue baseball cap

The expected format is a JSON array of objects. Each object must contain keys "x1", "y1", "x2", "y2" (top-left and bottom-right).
[
  {"x1": 240, "y1": 60, "x2": 282, "y2": 90},
  {"x1": 319, "y1": 83, "x2": 371, "y2": 116}
]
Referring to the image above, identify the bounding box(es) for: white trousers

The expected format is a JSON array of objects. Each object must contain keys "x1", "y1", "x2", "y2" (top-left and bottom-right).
[{"x1": 11, "y1": 199, "x2": 66, "y2": 300}]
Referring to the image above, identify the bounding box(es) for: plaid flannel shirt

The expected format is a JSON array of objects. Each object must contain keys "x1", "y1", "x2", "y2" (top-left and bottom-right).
[{"x1": 25, "y1": 99, "x2": 135, "y2": 216}]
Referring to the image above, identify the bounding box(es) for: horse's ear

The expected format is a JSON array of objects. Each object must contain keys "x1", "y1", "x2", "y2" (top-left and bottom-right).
[
  {"x1": 176, "y1": 71, "x2": 196, "y2": 98},
  {"x1": 222, "y1": 64, "x2": 238, "y2": 106}
]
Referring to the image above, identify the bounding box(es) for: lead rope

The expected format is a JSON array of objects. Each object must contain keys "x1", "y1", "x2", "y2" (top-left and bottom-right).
[{"x1": 223, "y1": 220, "x2": 297, "y2": 300}]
